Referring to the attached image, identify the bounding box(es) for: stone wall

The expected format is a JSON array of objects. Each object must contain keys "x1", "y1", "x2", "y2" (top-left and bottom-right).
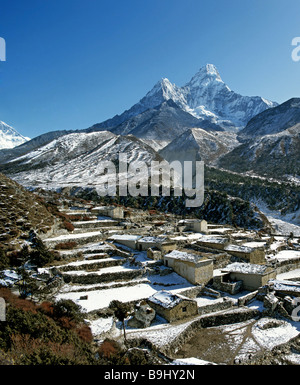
[
  {"x1": 179, "y1": 285, "x2": 204, "y2": 299},
  {"x1": 63, "y1": 268, "x2": 143, "y2": 284},
  {"x1": 213, "y1": 274, "x2": 243, "y2": 295},
  {"x1": 197, "y1": 298, "x2": 234, "y2": 316},
  {"x1": 276, "y1": 256, "x2": 300, "y2": 275}
]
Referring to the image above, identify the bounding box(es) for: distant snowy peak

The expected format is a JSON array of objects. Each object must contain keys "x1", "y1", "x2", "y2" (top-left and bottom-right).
[
  {"x1": 186, "y1": 64, "x2": 225, "y2": 88},
  {"x1": 0, "y1": 121, "x2": 30, "y2": 149},
  {"x1": 142, "y1": 63, "x2": 278, "y2": 131},
  {"x1": 144, "y1": 78, "x2": 187, "y2": 109}
]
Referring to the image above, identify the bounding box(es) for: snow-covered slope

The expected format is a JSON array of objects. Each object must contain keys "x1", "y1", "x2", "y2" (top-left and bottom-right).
[
  {"x1": 160, "y1": 128, "x2": 239, "y2": 166},
  {"x1": 219, "y1": 123, "x2": 300, "y2": 178},
  {"x1": 219, "y1": 98, "x2": 300, "y2": 178},
  {"x1": 6, "y1": 131, "x2": 163, "y2": 189},
  {"x1": 92, "y1": 64, "x2": 277, "y2": 132},
  {"x1": 238, "y1": 98, "x2": 300, "y2": 141},
  {"x1": 0, "y1": 121, "x2": 30, "y2": 149}
]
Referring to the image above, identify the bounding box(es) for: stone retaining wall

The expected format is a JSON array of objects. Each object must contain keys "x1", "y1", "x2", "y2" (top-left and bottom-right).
[
  {"x1": 198, "y1": 298, "x2": 234, "y2": 316},
  {"x1": 59, "y1": 258, "x2": 125, "y2": 272},
  {"x1": 276, "y1": 256, "x2": 300, "y2": 275},
  {"x1": 63, "y1": 269, "x2": 143, "y2": 284}
]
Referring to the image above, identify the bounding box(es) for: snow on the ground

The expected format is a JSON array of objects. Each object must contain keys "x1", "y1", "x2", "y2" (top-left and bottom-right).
[
  {"x1": 56, "y1": 283, "x2": 159, "y2": 312},
  {"x1": 171, "y1": 357, "x2": 216, "y2": 365},
  {"x1": 195, "y1": 296, "x2": 225, "y2": 307},
  {"x1": 251, "y1": 318, "x2": 300, "y2": 350},
  {"x1": 277, "y1": 268, "x2": 300, "y2": 281},
  {"x1": 56, "y1": 272, "x2": 193, "y2": 313},
  {"x1": 270, "y1": 217, "x2": 300, "y2": 236},
  {"x1": 126, "y1": 316, "x2": 196, "y2": 348},
  {"x1": 43, "y1": 231, "x2": 102, "y2": 242},
  {"x1": 256, "y1": 202, "x2": 300, "y2": 236},
  {"x1": 62, "y1": 264, "x2": 137, "y2": 276},
  {"x1": 86, "y1": 316, "x2": 116, "y2": 337},
  {"x1": 56, "y1": 256, "x2": 124, "y2": 269},
  {"x1": 242, "y1": 241, "x2": 266, "y2": 248},
  {"x1": 275, "y1": 249, "x2": 300, "y2": 261}
]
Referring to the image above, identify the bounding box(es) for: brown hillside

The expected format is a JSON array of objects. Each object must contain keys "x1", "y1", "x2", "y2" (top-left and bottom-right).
[{"x1": 0, "y1": 173, "x2": 55, "y2": 250}]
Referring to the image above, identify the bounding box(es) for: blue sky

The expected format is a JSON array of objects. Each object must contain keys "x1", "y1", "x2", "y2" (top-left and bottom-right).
[{"x1": 0, "y1": 0, "x2": 300, "y2": 139}]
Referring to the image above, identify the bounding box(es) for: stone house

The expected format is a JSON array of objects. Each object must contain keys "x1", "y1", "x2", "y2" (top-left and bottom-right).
[
  {"x1": 136, "y1": 236, "x2": 176, "y2": 253},
  {"x1": 91, "y1": 205, "x2": 124, "y2": 219},
  {"x1": 163, "y1": 249, "x2": 214, "y2": 285},
  {"x1": 224, "y1": 244, "x2": 265, "y2": 264},
  {"x1": 212, "y1": 272, "x2": 243, "y2": 295},
  {"x1": 217, "y1": 262, "x2": 276, "y2": 291},
  {"x1": 147, "y1": 290, "x2": 198, "y2": 322},
  {"x1": 127, "y1": 300, "x2": 156, "y2": 328},
  {"x1": 178, "y1": 219, "x2": 208, "y2": 234},
  {"x1": 147, "y1": 247, "x2": 162, "y2": 261},
  {"x1": 108, "y1": 234, "x2": 142, "y2": 250},
  {"x1": 196, "y1": 236, "x2": 229, "y2": 251}
]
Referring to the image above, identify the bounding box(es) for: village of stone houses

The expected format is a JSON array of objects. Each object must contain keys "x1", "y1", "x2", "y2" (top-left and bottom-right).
[{"x1": 1, "y1": 180, "x2": 300, "y2": 366}]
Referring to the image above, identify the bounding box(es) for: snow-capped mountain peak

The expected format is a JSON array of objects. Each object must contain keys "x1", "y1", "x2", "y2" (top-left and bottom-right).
[
  {"x1": 90, "y1": 63, "x2": 277, "y2": 133},
  {"x1": 0, "y1": 121, "x2": 30, "y2": 149},
  {"x1": 187, "y1": 63, "x2": 224, "y2": 87},
  {"x1": 144, "y1": 77, "x2": 187, "y2": 110}
]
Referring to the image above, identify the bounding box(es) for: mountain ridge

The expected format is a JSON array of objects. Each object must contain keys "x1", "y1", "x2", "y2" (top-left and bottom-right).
[{"x1": 89, "y1": 64, "x2": 277, "y2": 133}]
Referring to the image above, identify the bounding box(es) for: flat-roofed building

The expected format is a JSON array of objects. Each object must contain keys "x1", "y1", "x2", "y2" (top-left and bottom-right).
[
  {"x1": 163, "y1": 249, "x2": 213, "y2": 285},
  {"x1": 148, "y1": 290, "x2": 198, "y2": 322},
  {"x1": 219, "y1": 262, "x2": 276, "y2": 291}
]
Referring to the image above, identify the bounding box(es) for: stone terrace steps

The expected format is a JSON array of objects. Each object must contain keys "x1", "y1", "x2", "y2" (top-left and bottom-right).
[
  {"x1": 73, "y1": 219, "x2": 120, "y2": 229},
  {"x1": 62, "y1": 265, "x2": 144, "y2": 285},
  {"x1": 57, "y1": 256, "x2": 125, "y2": 272},
  {"x1": 59, "y1": 277, "x2": 151, "y2": 294},
  {"x1": 44, "y1": 231, "x2": 104, "y2": 248}
]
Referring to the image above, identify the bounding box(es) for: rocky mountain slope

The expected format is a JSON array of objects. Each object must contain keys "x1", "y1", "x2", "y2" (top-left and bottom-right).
[
  {"x1": 160, "y1": 128, "x2": 239, "y2": 166},
  {"x1": 219, "y1": 98, "x2": 300, "y2": 178},
  {"x1": 0, "y1": 130, "x2": 72, "y2": 164},
  {"x1": 107, "y1": 99, "x2": 223, "y2": 142},
  {"x1": 0, "y1": 63, "x2": 278, "y2": 177},
  {"x1": 238, "y1": 98, "x2": 300, "y2": 141}
]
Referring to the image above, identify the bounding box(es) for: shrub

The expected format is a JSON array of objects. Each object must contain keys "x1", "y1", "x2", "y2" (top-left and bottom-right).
[
  {"x1": 54, "y1": 241, "x2": 78, "y2": 250},
  {"x1": 63, "y1": 221, "x2": 75, "y2": 232},
  {"x1": 0, "y1": 288, "x2": 96, "y2": 365},
  {"x1": 0, "y1": 248, "x2": 9, "y2": 270},
  {"x1": 29, "y1": 232, "x2": 55, "y2": 267},
  {"x1": 98, "y1": 339, "x2": 128, "y2": 364},
  {"x1": 52, "y1": 299, "x2": 84, "y2": 323}
]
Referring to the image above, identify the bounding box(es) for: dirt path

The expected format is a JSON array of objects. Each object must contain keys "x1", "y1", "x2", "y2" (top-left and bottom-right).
[{"x1": 173, "y1": 319, "x2": 266, "y2": 364}]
